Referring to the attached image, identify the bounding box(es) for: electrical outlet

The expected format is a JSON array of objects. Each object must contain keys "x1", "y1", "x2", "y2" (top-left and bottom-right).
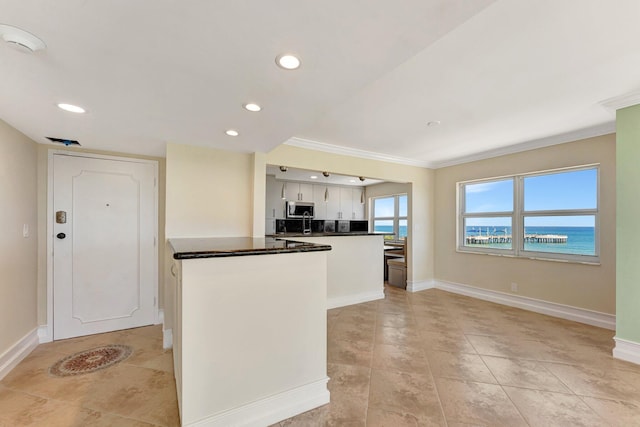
[{"x1": 510, "y1": 282, "x2": 518, "y2": 292}]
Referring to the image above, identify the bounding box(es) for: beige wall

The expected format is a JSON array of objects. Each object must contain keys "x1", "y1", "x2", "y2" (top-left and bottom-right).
[
  {"x1": 36, "y1": 144, "x2": 166, "y2": 327},
  {"x1": 165, "y1": 143, "x2": 253, "y2": 238},
  {"x1": 0, "y1": 119, "x2": 38, "y2": 353},
  {"x1": 267, "y1": 144, "x2": 435, "y2": 286},
  {"x1": 434, "y1": 134, "x2": 616, "y2": 314}
]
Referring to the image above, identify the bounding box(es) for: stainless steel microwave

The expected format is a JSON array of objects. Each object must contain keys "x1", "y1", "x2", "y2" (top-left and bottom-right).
[{"x1": 286, "y1": 201, "x2": 315, "y2": 218}]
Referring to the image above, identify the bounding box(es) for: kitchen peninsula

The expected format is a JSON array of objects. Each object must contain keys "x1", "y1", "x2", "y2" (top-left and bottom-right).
[
  {"x1": 168, "y1": 237, "x2": 331, "y2": 427},
  {"x1": 271, "y1": 232, "x2": 386, "y2": 308}
]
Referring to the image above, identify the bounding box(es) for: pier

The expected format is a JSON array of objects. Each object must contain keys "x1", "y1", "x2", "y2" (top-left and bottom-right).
[{"x1": 466, "y1": 234, "x2": 568, "y2": 245}]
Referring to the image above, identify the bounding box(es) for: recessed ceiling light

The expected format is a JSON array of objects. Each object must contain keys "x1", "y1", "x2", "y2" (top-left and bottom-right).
[
  {"x1": 310, "y1": 175, "x2": 318, "y2": 179},
  {"x1": 427, "y1": 120, "x2": 441, "y2": 127},
  {"x1": 276, "y1": 54, "x2": 301, "y2": 70},
  {"x1": 243, "y1": 103, "x2": 261, "y2": 112},
  {"x1": 225, "y1": 129, "x2": 239, "y2": 137},
  {"x1": 0, "y1": 24, "x2": 46, "y2": 53},
  {"x1": 57, "y1": 103, "x2": 86, "y2": 114}
]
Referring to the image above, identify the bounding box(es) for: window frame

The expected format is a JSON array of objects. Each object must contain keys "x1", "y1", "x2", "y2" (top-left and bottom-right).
[
  {"x1": 372, "y1": 194, "x2": 408, "y2": 241},
  {"x1": 457, "y1": 165, "x2": 600, "y2": 264}
]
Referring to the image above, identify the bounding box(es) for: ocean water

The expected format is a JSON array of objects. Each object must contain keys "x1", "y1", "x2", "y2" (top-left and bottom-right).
[
  {"x1": 465, "y1": 226, "x2": 595, "y2": 256},
  {"x1": 374, "y1": 225, "x2": 407, "y2": 238}
]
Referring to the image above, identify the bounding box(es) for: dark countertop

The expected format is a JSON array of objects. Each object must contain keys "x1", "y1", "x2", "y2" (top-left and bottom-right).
[
  {"x1": 170, "y1": 237, "x2": 332, "y2": 260},
  {"x1": 266, "y1": 232, "x2": 391, "y2": 238}
]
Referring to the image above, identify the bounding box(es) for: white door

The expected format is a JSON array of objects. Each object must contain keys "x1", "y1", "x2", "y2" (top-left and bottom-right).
[{"x1": 52, "y1": 153, "x2": 157, "y2": 340}]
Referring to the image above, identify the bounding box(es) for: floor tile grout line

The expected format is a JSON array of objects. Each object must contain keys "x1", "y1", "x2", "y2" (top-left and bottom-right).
[{"x1": 0, "y1": 383, "x2": 167, "y2": 427}]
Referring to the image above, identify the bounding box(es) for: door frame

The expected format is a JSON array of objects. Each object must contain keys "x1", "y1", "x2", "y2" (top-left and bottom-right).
[{"x1": 45, "y1": 149, "x2": 159, "y2": 342}]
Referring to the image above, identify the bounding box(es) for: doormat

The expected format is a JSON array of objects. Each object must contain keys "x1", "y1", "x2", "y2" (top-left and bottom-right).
[{"x1": 49, "y1": 344, "x2": 133, "y2": 377}]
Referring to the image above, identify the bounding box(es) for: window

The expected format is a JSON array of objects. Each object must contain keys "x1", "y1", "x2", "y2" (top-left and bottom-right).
[
  {"x1": 458, "y1": 166, "x2": 599, "y2": 262},
  {"x1": 372, "y1": 194, "x2": 408, "y2": 241}
]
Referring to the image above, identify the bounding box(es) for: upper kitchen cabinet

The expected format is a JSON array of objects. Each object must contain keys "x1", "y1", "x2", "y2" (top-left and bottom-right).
[
  {"x1": 320, "y1": 186, "x2": 365, "y2": 220},
  {"x1": 286, "y1": 182, "x2": 314, "y2": 202},
  {"x1": 352, "y1": 188, "x2": 366, "y2": 220},
  {"x1": 339, "y1": 187, "x2": 353, "y2": 220},
  {"x1": 312, "y1": 184, "x2": 327, "y2": 219},
  {"x1": 324, "y1": 186, "x2": 342, "y2": 219},
  {"x1": 266, "y1": 175, "x2": 285, "y2": 219}
]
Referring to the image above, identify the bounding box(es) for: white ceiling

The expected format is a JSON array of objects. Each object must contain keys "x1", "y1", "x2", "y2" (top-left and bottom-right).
[{"x1": 1, "y1": 1, "x2": 638, "y2": 167}]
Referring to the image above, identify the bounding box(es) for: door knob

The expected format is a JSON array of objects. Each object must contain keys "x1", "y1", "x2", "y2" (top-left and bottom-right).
[{"x1": 56, "y1": 232, "x2": 66, "y2": 239}]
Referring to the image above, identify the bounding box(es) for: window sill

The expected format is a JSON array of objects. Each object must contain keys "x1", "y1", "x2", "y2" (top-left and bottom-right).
[{"x1": 456, "y1": 248, "x2": 600, "y2": 266}]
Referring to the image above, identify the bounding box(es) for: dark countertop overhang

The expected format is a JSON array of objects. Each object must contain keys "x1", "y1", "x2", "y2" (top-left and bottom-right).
[{"x1": 170, "y1": 237, "x2": 332, "y2": 260}]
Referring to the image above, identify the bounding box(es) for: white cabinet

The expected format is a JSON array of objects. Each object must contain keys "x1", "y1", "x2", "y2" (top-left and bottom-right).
[
  {"x1": 315, "y1": 186, "x2": 366, "y2": 220},
  {"x1": 266, "y1": 175, "x2": 285, "y2": 219},
  {"x1": 312, "y1": 184, "x2": 328, "y2": 219},
  {"x1": 352, "y1": 188, "x2": 365, "y2": 220},
  {"x1": 267, "y1": 179, "x2": 366, "y2": 221},
  {"x1": 286, "y1": 182, "x2": 313, "y2": 202},
  {"x1": 325, "y1": 187, "x2": 341, "y2": 219},
  {"x1": 339, "y1": 187, "x2": 352, "y2": 220}
]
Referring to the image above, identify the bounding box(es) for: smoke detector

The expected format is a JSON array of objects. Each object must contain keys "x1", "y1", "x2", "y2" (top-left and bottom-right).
[{"x1": 0, "y1": 24, "x2": 46, "y2": 53}]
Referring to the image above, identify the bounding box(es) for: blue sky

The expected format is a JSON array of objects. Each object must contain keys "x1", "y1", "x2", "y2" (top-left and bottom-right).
[
  {"x1": 465, "y1": 169, "x2": 597, "y2": 227},
  {"x1": 374, "y1": 195, "x2": 407, "y2": 217}
]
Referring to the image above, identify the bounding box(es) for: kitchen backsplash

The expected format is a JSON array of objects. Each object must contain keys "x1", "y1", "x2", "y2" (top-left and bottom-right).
[{"x1": 275, "y1": 219, "x2": 368, "y2": 234}]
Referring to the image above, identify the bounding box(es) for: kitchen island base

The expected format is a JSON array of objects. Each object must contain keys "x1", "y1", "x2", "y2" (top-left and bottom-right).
[
  {"x1": 283, "y1": 234, "x2": 385, "y2": 309},
  {"x1": 169, "y1": 238, "x2": 330, "y2": 427}
]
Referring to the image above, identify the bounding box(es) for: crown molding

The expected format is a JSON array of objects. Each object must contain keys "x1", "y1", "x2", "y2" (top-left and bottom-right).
[
  {"x1": 601, "y1": 91, "x2": 640, "y2": 111},
  {"x1": 286, "y1": 122, "x2": 615, "y2": 171},
  {"x1": 430, "y1": 122, "x2": 616, "y2": 169},
  {"x1": 284, "y1": 137, "x2": 434, "y2": 169}
]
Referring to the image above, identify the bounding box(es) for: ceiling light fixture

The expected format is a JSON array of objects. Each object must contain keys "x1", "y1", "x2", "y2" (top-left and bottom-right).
[
  {"x1": 359, "y1": 176, "x2": 366, "y2": 182},
  {"x1": 276, "y1": 54, "x2": 301, "y2": 70},
  {"x1": 225, "y1": 129, "x2": 239, "y2": 136},
  {"x1": 57, "y1": 103, "x2": 86, "y2": 114},
  {"x1": 322, "y1": 171, "x2": 330, "y2": 178},
  {"x1": 243, "y1": 103, "x2": 261, "y2": 112},
  {"x1": 279, "y1": 166, "x2": 288, "y2": 172},
  {"x1": 0, "y1": 24, "x2": 46, "y2": 53}
]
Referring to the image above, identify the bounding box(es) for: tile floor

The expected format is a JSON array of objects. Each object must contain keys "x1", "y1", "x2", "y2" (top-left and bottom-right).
[
  {"x1": 0, "y1": 325, "x2": 178, "y2": 426},
  {"x1": 278, "y1": 286, "x2": 640, "y2": 426},
  {"x1": 2, "y1": 287, "x2": 640, "y2": 426}
]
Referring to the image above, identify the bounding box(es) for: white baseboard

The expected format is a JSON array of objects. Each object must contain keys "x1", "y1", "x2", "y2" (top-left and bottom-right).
[
  {"x1": 37, "y1": 325, "x2": 52, "y2": 343},
  {"x1": 613, "y1": 337, "x2": 640, "y2": 365},
  {"x1": 0, "y1": 328, "x2": 39, "y2": 381},
  {"x1": 433, "y1": 280, "x2": 616, "y2": 330},
  {"x1": 163, "y1": 328, "x2": 173, "y2": 350},
  {"x1": 187, "y1": 377, "x2": 330, "y2": 427},
  {"x1": 328, "y1": 289, "x2": 385, "y2": 309},
  {"x1": 407, "y1": 279, "x2": 436, "y2": 293}
]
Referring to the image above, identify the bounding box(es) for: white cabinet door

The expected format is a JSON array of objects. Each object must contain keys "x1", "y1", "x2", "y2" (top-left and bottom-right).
[
  {"x1": 339, "y1": 187, "x2": 352, "y2": 220},
  {"x1": 326, "y1": 187, "x2": 341, "y2": 219},
  {"x1": 266, "y1": 176, "x2": 285, "y2": 218},
  {"x1": 312, "y1": 184, "x2": 327, "y2": 219},
  {"x1": 299, "y1": 183, "x2": 314, "y2": 202},
  {"x1": 352, "y1": 188, "x2": 365, "y2": 219}
]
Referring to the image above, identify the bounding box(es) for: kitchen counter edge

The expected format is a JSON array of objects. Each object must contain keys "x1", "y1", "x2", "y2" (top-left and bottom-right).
[{"x1": 170, "y1": 237, "x2": 332, "y2": 260}]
